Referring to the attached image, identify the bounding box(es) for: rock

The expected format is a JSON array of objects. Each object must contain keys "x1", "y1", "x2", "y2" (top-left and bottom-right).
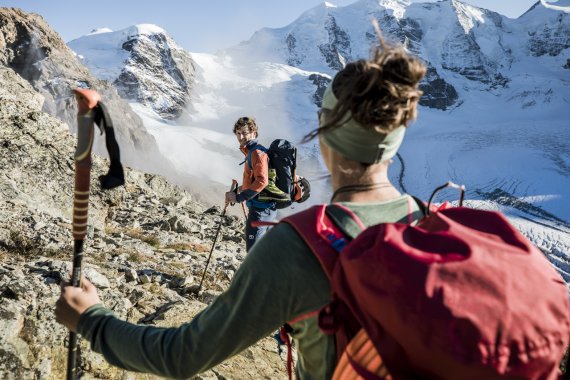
[
  {"x1": 167, "y1": 215, "x2": 197, "y2": 233},
  {"x1": 161, "y1": 195, "x2": 189, "y2": 207},
  {"x1": 152, "y1": 274, "x2": 162, "y2": 283},
  {"x1": 0, "y1": 301, "x2": 30, "y2": 374},
  {"x1": 169, "y1": 276, "x2": 194, "y2": 289},
  {"x1": 84, "y1": 267, "x2": 111, "y2": 288},
  {"x1": 201, "y1": 290, "x2": 222, "y2": 304},
  {"x1": 183, "y1": 284, "x2": 201, "y2": 295},
  {"x1": 127, "y1": 288, "x2": 146, "y2": 305},
  {"x1": 124, "y1": 268, "x2": 138, "y2": 283},
  {"x1": 32, "y1": 221, "x2": 46, "y2": 231},
  {"x1": 139, "y1": 274, "x2": 152, "y2": 284},
  {"x1": 203, "y1": 206, "x2": 221, "y2": 215},
  {"x1": 4, "y1": 278, "x2": 38, "y2": 302}
]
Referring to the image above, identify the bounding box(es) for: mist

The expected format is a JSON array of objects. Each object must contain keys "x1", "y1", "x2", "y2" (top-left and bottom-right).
[{"x1": 135, "y1": 52, "x2": 333, "y2": 215}]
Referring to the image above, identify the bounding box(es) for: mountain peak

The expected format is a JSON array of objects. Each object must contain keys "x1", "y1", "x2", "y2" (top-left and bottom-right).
[
  {"x1": 68, "y1": 23, "x2": 196, "y2": 120},
  {"x1": 541, "y1": 0, "x2": 570, "y2": 12},
  {"x1": 130, "y1": 23, "x2": 167, "y2": 36},
  {"x1": 88, "y1": 27, "x2": 113, "y2": 35},
  {"x1": 521, "y1": 0, "x2": 570, "y2": 17}
]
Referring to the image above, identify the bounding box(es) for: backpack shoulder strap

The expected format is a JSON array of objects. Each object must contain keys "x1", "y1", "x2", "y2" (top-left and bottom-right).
[
  {"x1": 282, "y1": 204, "x2": 364, "y2": 279},
  {"x1": 325, "y1": 204, "x2": 366, "y2": 240},
  {"x1": 283, "y1": 205, "x2": 366, "y2": 365},
  {"x1": 410, "y1": 195, "x2": 428, "y2": 216},
  {"x1": 247, "y1": 144, "x2": 267, "y2": 170}
]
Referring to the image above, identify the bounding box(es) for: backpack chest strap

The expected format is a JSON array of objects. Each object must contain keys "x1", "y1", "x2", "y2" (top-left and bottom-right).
[{"x1": 246, "y1": 144, "x2": 267, "y2": 170}]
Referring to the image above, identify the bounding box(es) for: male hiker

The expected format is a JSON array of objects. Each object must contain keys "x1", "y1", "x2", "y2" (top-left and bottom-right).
[{"x1": 224, "y1": 116, "x2": 283, "y2": 252}]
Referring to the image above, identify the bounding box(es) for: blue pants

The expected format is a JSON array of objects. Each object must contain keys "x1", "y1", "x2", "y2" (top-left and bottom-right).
[{"x1": 245, "y1": 207, "x2": 277, "y2": 252}]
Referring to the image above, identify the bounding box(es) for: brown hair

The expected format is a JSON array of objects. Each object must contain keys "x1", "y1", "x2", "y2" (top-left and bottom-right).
[
  {"x1": 304, "y1": 24, "x2": 426, "y2": 142},
  {"x1": 233, "y1": 116, "x2": 259, "y2": 135}
]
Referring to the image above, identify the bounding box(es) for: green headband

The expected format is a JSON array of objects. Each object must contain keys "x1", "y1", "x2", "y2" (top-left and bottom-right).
[{"x1": 320, "y1": 82, "x2": 406, "y2": 164}]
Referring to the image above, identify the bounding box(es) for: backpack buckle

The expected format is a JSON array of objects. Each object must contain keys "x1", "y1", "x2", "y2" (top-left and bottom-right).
[{"x1": 327, "y1": 233, "x2": 347, "y2": 251}]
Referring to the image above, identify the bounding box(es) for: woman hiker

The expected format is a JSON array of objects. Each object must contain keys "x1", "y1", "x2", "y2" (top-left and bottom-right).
[{"x1": 55, "y1": 29, "x2": 570, "y2": 379}]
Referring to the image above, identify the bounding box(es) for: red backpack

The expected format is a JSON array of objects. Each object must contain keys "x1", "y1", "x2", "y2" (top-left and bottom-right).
[{"x1": 281, "y1": 185, "x2": 570, "y2": 379}]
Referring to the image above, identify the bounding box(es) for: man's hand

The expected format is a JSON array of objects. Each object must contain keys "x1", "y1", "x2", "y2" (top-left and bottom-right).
[
  {"x1": 225, "y1": 191, "x2": 238, "y2": 205},
  {"x1": 55, "y1": 277, "x2": 101, "y2": 332}
]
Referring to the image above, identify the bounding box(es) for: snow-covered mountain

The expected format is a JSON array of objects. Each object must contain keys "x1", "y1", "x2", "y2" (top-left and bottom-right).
[
  {"x1": 69, "y1": 25, "x2": 197, "y2": 120},
  {"x1": 228, "y1": 0, "x2": 569, "y2": 111},
  {"x1": 67, "y1": 0, "x2": 570, "y2": 279}
]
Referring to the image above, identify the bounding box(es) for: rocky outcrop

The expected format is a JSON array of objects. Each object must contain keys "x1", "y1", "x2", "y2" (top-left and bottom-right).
[
  {"x1": 0, "y1": 8, "x2": 170, "y2": 176},
  {"x1": 308, "y1": 73, "x2": 332, "y2": 107},
  {"x1": 0, "y1": 65, "x2": 284, "y2": 379},
  {"x1": 526, "y1": 12, "x2": 570, "y2": 57},
  {"x1": 285, "y1": 33, "x2": 303, "y2": 67},
  {"x1": 69, "y1": 25, "x2": 197, "y2": 120},
  {"x1": 318, "y1": 15, "x2": 352, "y2": 71},
  {"x1": 419, "y1": 66, "x2": 459, "y2": 110},
  {"x1": 440, "y1": 38, "x2": 507, "y2": 87}
]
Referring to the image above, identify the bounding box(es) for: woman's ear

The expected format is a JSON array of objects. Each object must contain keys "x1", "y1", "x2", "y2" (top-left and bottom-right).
[{"x1": 319, "y1": 108, "x2": 332, "y2": 125}]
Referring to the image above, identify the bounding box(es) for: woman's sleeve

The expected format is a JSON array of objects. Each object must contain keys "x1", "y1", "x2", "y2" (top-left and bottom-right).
[{"x1": 78, "y1": 223, "x2": 330, "y2": 378}]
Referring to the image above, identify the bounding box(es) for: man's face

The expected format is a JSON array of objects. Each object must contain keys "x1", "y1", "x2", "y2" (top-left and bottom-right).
[{"x1": 235, "y1": 126, "x2": 256, "y2": 146}]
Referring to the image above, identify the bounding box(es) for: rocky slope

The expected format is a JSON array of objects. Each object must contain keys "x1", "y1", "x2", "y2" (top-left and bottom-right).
[{"x1": 0, "y1": 66, "x2": 285, "y2": 378}]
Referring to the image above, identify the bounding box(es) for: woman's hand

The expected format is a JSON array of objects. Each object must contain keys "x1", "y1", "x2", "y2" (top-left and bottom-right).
[{"x1": 55, "y1": 277, "x2": 101, "y2": 332}]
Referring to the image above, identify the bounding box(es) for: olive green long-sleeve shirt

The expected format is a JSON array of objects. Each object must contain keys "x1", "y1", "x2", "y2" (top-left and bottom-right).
[{"x1": 78, "y1": 196, "x2": 420, "y2": 379}]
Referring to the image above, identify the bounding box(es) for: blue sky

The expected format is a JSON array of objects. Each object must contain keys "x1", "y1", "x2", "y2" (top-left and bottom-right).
[{"x1": 2, "y1": 0, "x2": 538, "y2": 53}]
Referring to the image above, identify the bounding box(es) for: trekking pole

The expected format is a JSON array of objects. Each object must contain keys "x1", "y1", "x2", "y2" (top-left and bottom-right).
[
  {"x1": 66, "y1": 89, "x2": 98, "y2": 380},
  {"x1": 231, "y1": 179, "x2": 248, "y2": 219},
  {"x1": 426, "y1": 181, "x2": 466, "y2": 215},
  {"x1": 197, "y1": 181, "x2": 236, "y2": 293},
  {"x1": 230, "y1": 179, "x2": 239, "y2": 206},
  {"x1": 67, "y1": 89, "x2": 124, "y2": 380}
]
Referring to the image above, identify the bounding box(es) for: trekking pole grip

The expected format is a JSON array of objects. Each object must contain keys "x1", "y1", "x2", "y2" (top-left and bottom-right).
[{"x1": 230, "y1": 179, "x2": 238, "y2": 206}]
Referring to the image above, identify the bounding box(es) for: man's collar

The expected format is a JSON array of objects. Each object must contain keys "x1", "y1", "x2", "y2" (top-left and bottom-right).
[{"x1": 240, "y1": 139, "x2": 258, "y2": 153}]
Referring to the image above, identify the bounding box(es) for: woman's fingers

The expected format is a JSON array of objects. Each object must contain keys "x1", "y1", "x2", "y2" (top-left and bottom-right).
[
  {"x1": 55, "y1": 276, "x2": 101, "y2": 332},
  {"x1": 81, "y1": 277, "x2": 95, "y2": 292}
]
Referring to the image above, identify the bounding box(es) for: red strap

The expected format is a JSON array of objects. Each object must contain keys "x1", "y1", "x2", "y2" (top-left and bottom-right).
[
  {"x1": 250, "y1": 220, "x2": 279, "y2": 227},
  {"x1": 288, "y1": 309, "x2": 319, "y2": 325},
  {"x1": 282, "y1": 206, "x2": 340, "y2": 279},
  {"x1": 280, "y1": 326, "x2": 294, "y2": 380}
]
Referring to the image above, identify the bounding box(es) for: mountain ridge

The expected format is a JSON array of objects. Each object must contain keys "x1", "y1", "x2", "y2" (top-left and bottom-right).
[{"x1": 69, "y1": 24, "x2": 197, "y2": 120}]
